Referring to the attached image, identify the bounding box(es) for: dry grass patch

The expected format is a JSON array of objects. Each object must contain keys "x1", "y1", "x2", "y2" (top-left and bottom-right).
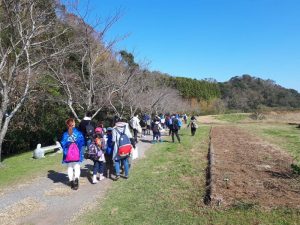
[
  {"x1": 0, "y1": 197, "x2": 45, "y2": 225},
  {"x1": 44, "y1": 186, "x2": 73, "y2": 196}
]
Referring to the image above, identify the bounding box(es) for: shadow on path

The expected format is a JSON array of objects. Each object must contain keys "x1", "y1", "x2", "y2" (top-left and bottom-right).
[{"x1": 47, "y1": 170, "x2": 69, "y2": 186}]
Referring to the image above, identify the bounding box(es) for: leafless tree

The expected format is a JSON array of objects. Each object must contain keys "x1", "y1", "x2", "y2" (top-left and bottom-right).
[
  {"x1": 45, "y1": 3, "x2": 125, "y2": 121},
  {"x1": 0, "y1": 0, "x2": 68, "y2": 162}
]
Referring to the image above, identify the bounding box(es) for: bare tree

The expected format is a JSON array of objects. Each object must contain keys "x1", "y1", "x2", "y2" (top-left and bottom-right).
[
  {"x1": 45, "y1": 4, "x2": 124, "y2": 121},
  {"x1": 0, "y1": 0, "x2": 68, "y2": 162},
  {"x1": 105, "y1": 59, "x2": 138, "y2": 118}
]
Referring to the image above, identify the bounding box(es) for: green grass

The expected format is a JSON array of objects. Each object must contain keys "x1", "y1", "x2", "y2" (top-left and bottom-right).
[
  {"x1": 241, "y1": 123, "x2": 300, "y2": 163},
  {"x1": 0, "y1": 151, "x2": 64, "y2": 189},
  {"x1": 77, "y1": 126, "x2": 300, "y2": 225},
  {"x1": 214, "y1": 113, "x2": 249, "y2": 123}
]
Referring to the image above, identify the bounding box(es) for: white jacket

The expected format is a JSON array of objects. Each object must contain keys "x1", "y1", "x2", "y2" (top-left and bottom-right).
[{"x1": 130, "y1": 116, "x2": 140, "y2": 129}]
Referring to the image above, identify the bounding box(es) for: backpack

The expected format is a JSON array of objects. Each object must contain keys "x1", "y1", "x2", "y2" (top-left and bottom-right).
[
  {"x1": 115, "y1": 126, "x2": 132, "y2": 157},
  {"x1": 140, "y1": 120, "x2": 146, "y2": 127},
  {"x1": 153, "y1": 124, "x2": 159, "y2": 133},
  {"x1": 172, "y1": 118, "x2": 179, "y2": 130},
  {"x1": 87, "y1": 143, "x2": 103, "y2": 160},
  {"x1": 191, "y1": 121, "x2": 198, "y2": 129},
  {"x1": 65, "y1": 142, "x2": 80, "y2": 162},
  {"x1": 177, "y1": 119, "x2": 182, "y2": 127},
  {"x1": 85, "y1": 121, "x2": 94, "y2": 138}
]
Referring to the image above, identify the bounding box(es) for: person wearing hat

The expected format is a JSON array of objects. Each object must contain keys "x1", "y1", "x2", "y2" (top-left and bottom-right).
[{"x1": 88, "y1": 134, "x2": 106, "y2": 183}]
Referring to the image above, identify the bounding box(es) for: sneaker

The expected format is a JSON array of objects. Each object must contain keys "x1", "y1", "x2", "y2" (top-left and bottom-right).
[
  {"x1": 92, "y1": 175, "x2": 98, "y2": 184},
  {"x1": 124, "y1": 175, "x2": 129, "y2": 179},
  {"x1": 73, "y1": 178, "x2": 79, "y2": 190},
  {"x1": 114, "y1": 175, "x2": 120, "y2": 181},
  {"x1": 99, "y1": 174, "x2": 105, "y2": 181}
]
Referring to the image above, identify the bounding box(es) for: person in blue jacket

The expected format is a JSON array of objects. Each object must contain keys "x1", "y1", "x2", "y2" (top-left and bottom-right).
[
  {"x1": 104, "y1": 127, "x2": 114, "y2": 179},
  {"x1": 61, "y1": 118, "x2": 85, "y2": 190}
]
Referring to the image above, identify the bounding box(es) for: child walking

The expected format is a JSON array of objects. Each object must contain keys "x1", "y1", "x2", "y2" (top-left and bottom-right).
[{"x1": 88, "y1": 135, "x2": 106, "y2": 184}]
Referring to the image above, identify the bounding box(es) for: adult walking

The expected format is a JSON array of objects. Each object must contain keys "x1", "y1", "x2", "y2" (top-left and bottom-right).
[
  {"x1": 61, "y1": 118, "x2": 85, "y2": 190},
  {"x1": 187, "y1": 116, "x2": 198, "y2": 136},
  {"x1": 170, "y1": 115, "x2": 181, "y2": 143},
  {"x1": 130, "y1": 114, "x2": 140, "y2": 144},
  {"x1": 79, "y1": 111, "x2": 96, "y2": 148},
  {"x1": 112, "y1": 117, "x2": 135, "y2": 180}
]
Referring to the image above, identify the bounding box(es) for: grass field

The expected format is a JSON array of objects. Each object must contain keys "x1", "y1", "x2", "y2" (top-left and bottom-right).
[
  {"x1": 241, "y1": 123, "x2": 300, "y2": 163},
  {"x1": 0, "y1": 151, "x2": 64, "y2": 189},
  {"x1": 77, "y1": 126, "x2": 300, "y2": 225}
]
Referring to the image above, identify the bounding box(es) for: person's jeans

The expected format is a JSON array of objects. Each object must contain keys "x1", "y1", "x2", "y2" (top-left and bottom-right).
[
  {"x1": 115, "y1": 157, "x2": 129, "y2": 176},
  {"x1": 93, "y1": 161, "x2": 105, "y2": 175},
  {"x1": 153, "y1": 132, "x2": 161, "y2": 141}
]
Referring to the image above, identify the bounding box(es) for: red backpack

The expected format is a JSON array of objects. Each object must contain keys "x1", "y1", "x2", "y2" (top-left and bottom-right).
[{"x1": 115, "y1": 126, "x2": 132, "y2": 157}]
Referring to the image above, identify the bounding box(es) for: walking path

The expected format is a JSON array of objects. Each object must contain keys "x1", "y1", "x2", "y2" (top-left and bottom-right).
[{"x1": 0, "y1": 134, "x2": 154, "y2": 225}]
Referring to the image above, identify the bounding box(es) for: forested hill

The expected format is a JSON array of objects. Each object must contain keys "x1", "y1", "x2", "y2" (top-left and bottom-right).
[
  {"x1": 164, "y1": 74, "x2": 300, "y2": 112},
  {"x1": 168, "y1": 77, "x2": 221, "y2": 101},
  {"x1": 219, "y1": 75, "x2": 300, "y2": 111}
]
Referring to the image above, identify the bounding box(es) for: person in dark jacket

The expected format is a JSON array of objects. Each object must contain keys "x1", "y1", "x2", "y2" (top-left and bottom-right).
[
  {"x1": 78, "y1": 111, "x2": 96, "y2": 148},
  {"x1": 170, "y1": 115, "x2": 181, "y2": 143},
  {"x1": 187, "y1": 116, "x2": 198, "y2": 136}
]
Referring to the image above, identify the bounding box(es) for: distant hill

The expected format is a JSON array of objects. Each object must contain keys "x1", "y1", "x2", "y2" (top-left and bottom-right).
[
  {"x1": 162, "y1": 74, "x2": 300, "y2": 113},
  {"x1": 219, "y1": 74, "x2": 300, "y2": 111}
]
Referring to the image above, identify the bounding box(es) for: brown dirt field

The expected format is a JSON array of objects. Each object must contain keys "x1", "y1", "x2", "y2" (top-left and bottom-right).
[{"x1": 210, "y1": 126, "x2": 300, "y2": 209}]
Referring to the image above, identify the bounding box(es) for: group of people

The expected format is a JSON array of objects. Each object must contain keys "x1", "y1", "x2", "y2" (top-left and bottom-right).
[{"x1": 60, "y1": 112, "x2": 198, "y2": 190}]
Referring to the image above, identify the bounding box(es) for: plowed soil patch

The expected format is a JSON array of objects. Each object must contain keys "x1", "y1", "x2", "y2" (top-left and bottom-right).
[{"x1": 210, "y1": 126, "x2": 300, "y2": 208}]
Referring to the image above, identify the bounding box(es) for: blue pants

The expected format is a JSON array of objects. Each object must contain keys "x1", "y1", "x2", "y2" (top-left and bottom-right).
[
  {"x1": 115, "y1": 157, "x2": 129, "y2": 176},
  {"x1": 153, "y1": 131, "x2": 161, "y2": 141},
  {"x1": 93, "y1": 161, "x2": 105, "y2": 175}
]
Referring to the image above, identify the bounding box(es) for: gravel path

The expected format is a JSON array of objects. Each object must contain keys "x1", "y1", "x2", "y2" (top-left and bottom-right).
[{"x1": 0, "y1": 134, "x2": 154, "y2": 225}]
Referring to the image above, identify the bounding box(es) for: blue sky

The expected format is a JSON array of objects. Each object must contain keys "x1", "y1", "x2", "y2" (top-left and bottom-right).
[{"x1": 67, "y1": 0, "x2": 300, "y2": 91}]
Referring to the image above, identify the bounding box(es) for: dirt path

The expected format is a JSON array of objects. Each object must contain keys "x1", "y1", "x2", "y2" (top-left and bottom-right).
[
  {"x1": 210, "y1": 126, "x2": 300, "y2": 208},
  {"x1": 0, "y1": 134, "x2": 154, "y2": 225}
]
